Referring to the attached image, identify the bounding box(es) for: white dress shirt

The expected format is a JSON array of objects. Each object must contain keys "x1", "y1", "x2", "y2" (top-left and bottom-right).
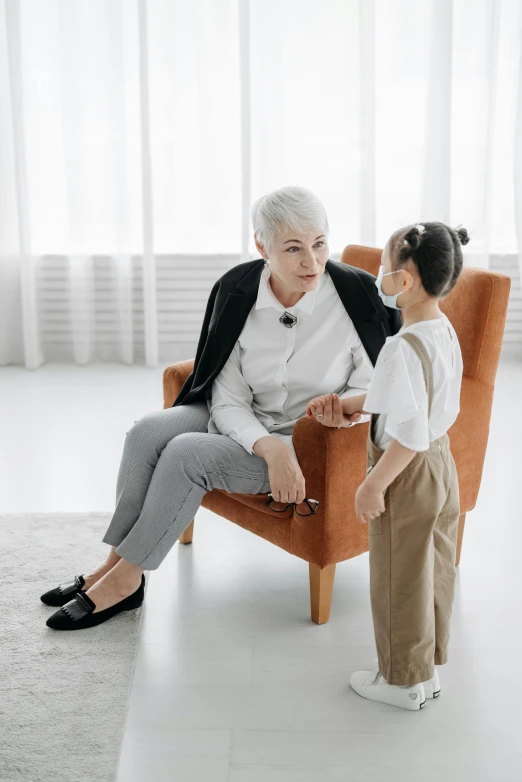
[{"x1": 207, "y1": 261, "x2": 373, "y2": 455}]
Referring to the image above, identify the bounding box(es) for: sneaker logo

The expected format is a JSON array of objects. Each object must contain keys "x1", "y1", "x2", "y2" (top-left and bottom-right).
[{"x1": 409, "y1": 692, "x2": 418, "y2": 701}]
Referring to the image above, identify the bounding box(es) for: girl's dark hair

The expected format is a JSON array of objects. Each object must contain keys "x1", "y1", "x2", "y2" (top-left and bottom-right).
[{"x1": 388, "y1": 221, "x2": 469, "y2": 298}]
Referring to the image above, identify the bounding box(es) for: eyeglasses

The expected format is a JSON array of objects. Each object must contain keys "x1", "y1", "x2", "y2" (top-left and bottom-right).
[{"x1": 264, "y1": 493, "x2": 320, "y2": 516}]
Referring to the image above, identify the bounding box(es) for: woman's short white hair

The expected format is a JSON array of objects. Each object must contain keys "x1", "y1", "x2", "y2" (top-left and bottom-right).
[{"x1": 251, "y1": 186, "x2": 329, "y2": 252}]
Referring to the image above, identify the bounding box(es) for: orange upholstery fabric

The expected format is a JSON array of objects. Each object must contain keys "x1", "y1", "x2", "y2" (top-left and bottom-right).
[{"x1": 162, "y1": 246, "x2": 511, "y2": 569}]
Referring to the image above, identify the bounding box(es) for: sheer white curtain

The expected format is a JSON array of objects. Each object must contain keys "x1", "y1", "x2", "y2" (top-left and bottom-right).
[{"x1": 0, "y1": 0, "x2": 520, "y2": 368}]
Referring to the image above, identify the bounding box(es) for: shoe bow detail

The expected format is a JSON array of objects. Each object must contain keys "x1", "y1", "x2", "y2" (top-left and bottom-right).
[
  {"x1": 57, "y1": 575, "x2": 85, "y2": 596},
  {"x1": 62, "y1": 591, "x2": 96, "y2": 621}
]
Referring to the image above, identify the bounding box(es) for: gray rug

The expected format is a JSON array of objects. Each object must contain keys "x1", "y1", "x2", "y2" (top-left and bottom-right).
[{"x1": 0, "y1": 512, "x2": 146, "y2": 782}]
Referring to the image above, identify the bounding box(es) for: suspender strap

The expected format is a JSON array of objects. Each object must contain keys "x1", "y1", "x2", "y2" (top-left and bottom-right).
[{"x1": 398, "y1": 332, "x2": 434, "y2": 417}]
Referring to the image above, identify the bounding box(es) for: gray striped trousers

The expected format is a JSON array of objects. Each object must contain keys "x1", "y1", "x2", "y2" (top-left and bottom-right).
[{"x1": 102, "y1": 401, "x2": 271, "y2": 569}]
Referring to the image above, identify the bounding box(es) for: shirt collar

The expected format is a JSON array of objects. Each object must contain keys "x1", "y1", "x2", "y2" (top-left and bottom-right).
[{"x1": 255, "y1": 262, "x2": 324, "y2": 314}]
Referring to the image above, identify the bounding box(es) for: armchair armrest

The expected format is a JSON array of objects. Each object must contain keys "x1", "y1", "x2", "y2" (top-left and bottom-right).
[
  {"x1": 290, "y1": 416, "x2": 370, "y2": 567},
  {"x1": 163, "y1": 360, "x2": 195, "y2": 409},
  {"x1": 162, "y1": 368, "x2": 371, "y2": 567}
]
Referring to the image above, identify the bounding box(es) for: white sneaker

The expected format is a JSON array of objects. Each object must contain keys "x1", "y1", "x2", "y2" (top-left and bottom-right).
[
  {"x1": 350, "y1": 669, "x2": 426, "y2": 711},
  {"x1": 368, "y1": 657, "x2": 441, "y2": 698}
]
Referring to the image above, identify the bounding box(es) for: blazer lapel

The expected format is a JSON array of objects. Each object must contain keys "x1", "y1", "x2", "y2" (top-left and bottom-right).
[
  {"x1": 210, "y1": 291, "x2": 257, "y2": 356},
  {"x1": 197, "y1": 260, "x2": 265, "y2": 388},
  {"x1": 326, "y1": 259, "x2": 386, "y2": 364}
]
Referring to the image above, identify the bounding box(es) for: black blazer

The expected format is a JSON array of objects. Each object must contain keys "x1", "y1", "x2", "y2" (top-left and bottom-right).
[{"x1": 173, "y1": 258, "x2": 402, "y2": 408}]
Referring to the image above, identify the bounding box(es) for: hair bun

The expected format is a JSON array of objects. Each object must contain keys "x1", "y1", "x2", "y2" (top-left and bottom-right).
[
  {"x1": 456, "y1": 226, "x2": 470, "y2": 246},
  {"x1": 404, "y1": 226, "x2": 422, "y2": 250}
]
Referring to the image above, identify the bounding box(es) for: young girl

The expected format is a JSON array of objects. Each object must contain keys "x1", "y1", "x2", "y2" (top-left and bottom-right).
[{"x1": 306, "y1": 221, "x2": 467, "y2": 711}]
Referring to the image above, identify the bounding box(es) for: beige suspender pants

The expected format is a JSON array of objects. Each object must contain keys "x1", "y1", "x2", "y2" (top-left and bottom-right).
[{"x1": 367, "y1": 333, "x2": 460, "y2": 687}]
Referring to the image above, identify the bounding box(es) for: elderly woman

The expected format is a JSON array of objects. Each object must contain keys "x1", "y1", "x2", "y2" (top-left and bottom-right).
[{"x1": 42, "y1": 186, "x2": 401, "y2": 630}]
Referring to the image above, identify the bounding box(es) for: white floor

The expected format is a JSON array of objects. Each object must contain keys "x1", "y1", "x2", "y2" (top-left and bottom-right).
[{"x1": 2, "y1": 361, "x2": 522, "y2": 781}]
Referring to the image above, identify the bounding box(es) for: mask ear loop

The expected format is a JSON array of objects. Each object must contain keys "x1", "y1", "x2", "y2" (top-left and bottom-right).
[{"x1": 382, "y1": 267, "x2": 412, "y2": 286}]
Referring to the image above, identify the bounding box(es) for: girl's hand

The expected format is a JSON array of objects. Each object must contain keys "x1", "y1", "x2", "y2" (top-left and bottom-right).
[
  {"x1": 306, "y1": 393, "x2": 360, "y2": 427},
  {"x1": 355, "y1": 480, "x2": 385, "y2": 524}
]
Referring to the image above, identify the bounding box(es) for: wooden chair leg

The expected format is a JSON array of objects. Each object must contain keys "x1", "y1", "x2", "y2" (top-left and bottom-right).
[
  {"x1": 309, "y1": 563, "x2": 336, "y2": 625},
  {"x1": 455, "y1": 513, "x2": 466, "y2": 566},
  {"x1": 179, "y1": 519, "x2": 195, "y2": 545}
]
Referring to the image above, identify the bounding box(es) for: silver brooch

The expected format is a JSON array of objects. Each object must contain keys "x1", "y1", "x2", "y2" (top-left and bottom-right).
[{"x1": 279, "y1": 311, "x2": 298, "y2": 328}]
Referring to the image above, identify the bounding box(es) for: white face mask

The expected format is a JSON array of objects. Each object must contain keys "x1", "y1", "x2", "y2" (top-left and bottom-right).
[{"x1": 375, "y1": 265, "x2": 409, "y2": 310}]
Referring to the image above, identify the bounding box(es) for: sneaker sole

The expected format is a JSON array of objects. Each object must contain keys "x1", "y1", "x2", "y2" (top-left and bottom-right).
[{"x1": 351, "y1": 685, "x2": 427, "y2": 712}]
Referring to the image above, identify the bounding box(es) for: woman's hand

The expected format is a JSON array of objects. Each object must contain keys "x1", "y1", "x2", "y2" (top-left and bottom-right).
[
  {"x1": 261, "y1": 440, "x2": 306, "y2": 505},
  {"x1": 355, "y1": 480, "x2": 385, "y2": 524},
  {"x1": 306, "y1": 393, "x2": 361, "y2": 427}
]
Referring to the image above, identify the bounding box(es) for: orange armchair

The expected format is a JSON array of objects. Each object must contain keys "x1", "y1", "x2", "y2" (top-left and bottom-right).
[{"x1": 163, "y1": 246, "x2": 511, "y2": 624}]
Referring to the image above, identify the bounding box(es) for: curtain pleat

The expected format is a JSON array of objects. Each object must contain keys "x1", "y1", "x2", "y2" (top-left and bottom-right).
[{"x1": 4, "y1": 0, "x2": 42, "y2": 368}]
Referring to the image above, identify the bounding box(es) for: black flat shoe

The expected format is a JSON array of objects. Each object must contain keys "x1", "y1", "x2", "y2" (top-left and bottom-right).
[
  {"x1": 40, "y1": 575, "x2": 85, "y2": 606},
  {"x1": 46, "y1": 575, "x2": 145, "y2": 631}
]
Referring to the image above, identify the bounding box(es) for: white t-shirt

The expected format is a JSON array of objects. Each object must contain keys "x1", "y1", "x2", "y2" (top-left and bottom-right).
[{"x1": 364, "y1": 314, "x2": 463, "y2": 451}]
